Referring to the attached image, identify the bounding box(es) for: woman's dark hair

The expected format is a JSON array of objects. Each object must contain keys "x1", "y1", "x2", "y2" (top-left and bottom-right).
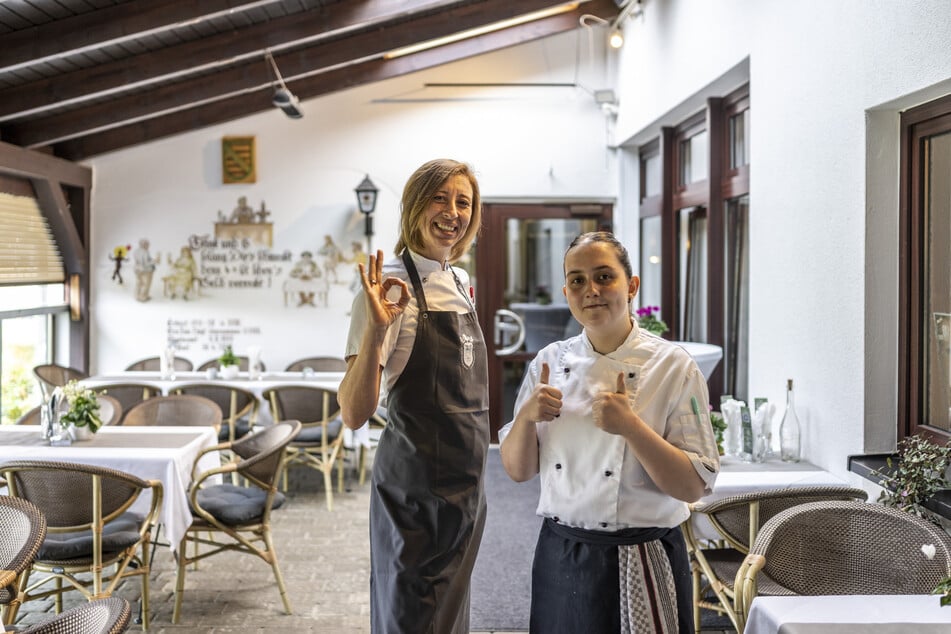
[{"x1": 564, "y1": 231, "x2": 633, "y2": 278}]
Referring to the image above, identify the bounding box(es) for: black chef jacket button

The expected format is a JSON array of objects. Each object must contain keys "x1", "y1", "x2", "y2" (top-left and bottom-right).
[
  {"x1": 628, "y1": 372, "x2": 635, "y2": 378},
  {"x1": 604, "y1": 470, "x2": 613, "y2": 477},
  {"x1": 555, "y1": 463, "x2": 562, "y2": 470},
  {"x1": 564, "y1": 367, "x2": 570, "y2": 374},
  {"x1": 553, "y1": 516, "x2": 560, "y2": 523},
  {"x1": 600, "y1": 522, "x2": 608, "y2": 528}
]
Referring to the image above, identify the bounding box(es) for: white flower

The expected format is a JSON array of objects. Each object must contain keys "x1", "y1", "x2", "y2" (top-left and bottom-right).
[{"x1": 922, "y1": 544, "x2": 937, "y2": 560}]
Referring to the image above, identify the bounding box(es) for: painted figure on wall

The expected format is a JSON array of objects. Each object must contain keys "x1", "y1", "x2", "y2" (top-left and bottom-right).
[
  {"x1": 109, "y1": 244, "x2": 131, "y2": 284},
  {"x1": 134, "y1": 238, "x2": 159, "y2": 301},
  {"x1": 216, "y1": 196, "x2": 274, "y2": 247},
  {"x1": 317, "y1": 234, "x2": 343, "y2": 284},
  {"x1": 163, "y1": 246, "x2": 199, "y2": 300},
  {"x1": 229, "y1": 196, "x2": 256, "y2": 223},
  {"x1": 348, "y1": 241, "x2": 368, "y2": 294},
  {"x1": 285, "y1": 250, "x2": 327, "y2": 307}
]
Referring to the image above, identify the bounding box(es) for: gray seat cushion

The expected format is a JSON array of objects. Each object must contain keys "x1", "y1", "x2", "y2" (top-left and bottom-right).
[
  {"x1": 38, "y1": 513, "x2": 142, "y2": 561},
  {"x1": 295, "y1": 417, "x2": 342, "y2": 444},
  {"x1": 194, "y1": 484, "x2": 285, "y2": 525}
]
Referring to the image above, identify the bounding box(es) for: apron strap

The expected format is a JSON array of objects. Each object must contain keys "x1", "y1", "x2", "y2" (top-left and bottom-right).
[{"x1": 401, "y1": 250, "x2": 429, "y2": 313}]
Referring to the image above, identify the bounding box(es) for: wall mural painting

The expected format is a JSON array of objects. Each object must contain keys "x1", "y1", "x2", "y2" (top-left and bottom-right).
[
  {"x1": 108, "y1": 244, "x2": 131, "y2": 284},
  {"x1": 109, "y1": 196, "x2": 362, "y2": 311}
]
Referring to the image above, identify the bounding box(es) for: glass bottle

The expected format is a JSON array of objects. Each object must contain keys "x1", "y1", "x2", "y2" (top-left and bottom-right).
[{"x1": 779, "y1": 379, "x2": 801, "y2": 462}]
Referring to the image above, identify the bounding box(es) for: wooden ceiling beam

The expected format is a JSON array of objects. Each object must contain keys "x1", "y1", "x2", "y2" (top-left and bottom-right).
[
  {"x1": 5, "y1": 0, "x2": 599, "y2": 148},
  {"x1": 52, "y1": 0, "x2": 617, "y2": 161},
  {"x1": 0, "y1": 0, "x2": 462, "y2": 119},
  {"x1": 0, "y1": 0, "x2": 288, "y2": 72}
]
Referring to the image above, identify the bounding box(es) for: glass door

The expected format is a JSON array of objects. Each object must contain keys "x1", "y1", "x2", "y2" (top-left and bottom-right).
[{"x1": 475, "y1": 203, "x2": 612, "y2": 439}]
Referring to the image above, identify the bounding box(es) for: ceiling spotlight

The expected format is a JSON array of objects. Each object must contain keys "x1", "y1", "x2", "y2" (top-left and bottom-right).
[
  {"x1": 609, "y1": 28, "x2": 624, "y2": 48},
  {"x1": 265, "y1": 50, "x2": 303, "y2": 119}
]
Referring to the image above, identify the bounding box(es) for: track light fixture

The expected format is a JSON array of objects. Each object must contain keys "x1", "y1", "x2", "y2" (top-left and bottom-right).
[
  {"x1": 580, "y1": 0, "x2": 641, "y2": 49},
  {"x1": 265, "y1": 50, "x2": 302, "y2": 119}
]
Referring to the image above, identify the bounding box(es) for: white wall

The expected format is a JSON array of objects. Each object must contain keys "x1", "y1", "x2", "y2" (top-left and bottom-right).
[
  {"x1": 86, "y1": 1, "x2": 951, "y2": 484},
  {"x1": 612, "y1": 0, "x2": 951, "y2": 479},
  {"x1": 87, "y1": 30, "x2": 617, "y2": 373}
]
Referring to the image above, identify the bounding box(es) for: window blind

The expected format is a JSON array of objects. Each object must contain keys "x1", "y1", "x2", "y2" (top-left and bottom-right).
[{"x1": 0, "y1": 192, "x2": 64, "y2": 285}]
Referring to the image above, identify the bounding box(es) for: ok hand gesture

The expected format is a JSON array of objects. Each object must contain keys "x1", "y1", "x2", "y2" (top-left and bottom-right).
[{"x1": 359, "y1": 250, "x2": 410, "y2": 328}]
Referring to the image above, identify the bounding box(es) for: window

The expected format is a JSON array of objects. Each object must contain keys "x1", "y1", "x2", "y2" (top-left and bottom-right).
[
  {"x1": 0, "y1": 284, "x2": 68, "y2": 423},
  {"x1": 900, "y1": 93, "x2": 951, "y2": 441},
  {"x1": 0, "y1": 173, "x2": 79, "y2": 424},
  {"x1": 636, "y1": 85, "x2": 750, "y2": 402}
]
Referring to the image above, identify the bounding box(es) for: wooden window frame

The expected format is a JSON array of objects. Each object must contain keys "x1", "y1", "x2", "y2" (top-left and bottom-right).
[
  {"x1": 898, "y1": 93, "x2": 951, "y2": 444},
  {"x1": 638, "y1": 84, "x2": 750, "y2": 402}
]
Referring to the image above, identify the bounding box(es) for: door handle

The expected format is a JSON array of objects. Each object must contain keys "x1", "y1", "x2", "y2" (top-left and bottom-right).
[{"x1": 494, "y1": 309, "x2": 526, "y2": 356}]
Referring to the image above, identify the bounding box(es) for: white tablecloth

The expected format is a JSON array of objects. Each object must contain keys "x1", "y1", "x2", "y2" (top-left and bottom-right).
[
  {"x1": 690, "y1": 455, "x2": 847, "y2": 541},
  {"x1": 744, "y1": 594, "x2": 951, "y2": 633},
  {"x1": 0, "y1": 425, "x2": 219, "y2": 550}
]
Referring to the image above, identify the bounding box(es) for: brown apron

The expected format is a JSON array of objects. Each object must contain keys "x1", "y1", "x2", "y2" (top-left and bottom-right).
[{"x1": 369, "y1": 250, "x2": 489, "y2": 633}]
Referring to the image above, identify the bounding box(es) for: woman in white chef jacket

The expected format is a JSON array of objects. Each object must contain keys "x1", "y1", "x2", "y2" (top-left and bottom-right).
[{"x1": 499, "y1": 231, "x2": 719, "y2": 634}]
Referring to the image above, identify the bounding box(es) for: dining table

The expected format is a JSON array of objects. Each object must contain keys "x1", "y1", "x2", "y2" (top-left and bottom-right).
[
  {"x1": 690, "y1": 454, "x2": 849, "y2": 541},
  {"x1": 0, "y1": 424, "x2": 220, "y2": 552},
  {"x1": 744, "y1": 594, "x2": 951, "y2": 633},
  {"x1": 81, "y1": 370, "x2": 369, "y2": 446}
]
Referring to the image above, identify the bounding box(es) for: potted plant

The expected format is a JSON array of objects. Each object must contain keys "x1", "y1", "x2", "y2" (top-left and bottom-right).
[
  {"x1": 218, "y1": 345, "x2": 240, "y2": 379},
  {"x1": 636, "y1": 305, "x2": 669, "y2": 336},
  {"x1": 60, "y1": 380, "x2": 102, "y2": 441},
  {"x1": 873, "y1": 435, "x2": 951, "y2": 605},
  {"x1": 710, "y1": 410, "x2": 728, "y2": 455}
]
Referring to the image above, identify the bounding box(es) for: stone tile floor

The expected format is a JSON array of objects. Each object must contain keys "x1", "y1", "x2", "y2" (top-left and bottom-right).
[
  {"x1": 11, "y1": 456, "x2": 734, "y2": 634},
  {"x1": 11, "y1": 460, "x2": 526, "y2": 634}
]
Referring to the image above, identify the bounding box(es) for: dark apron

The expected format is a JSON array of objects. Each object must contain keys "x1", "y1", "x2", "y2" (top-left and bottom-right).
[
  {"x1": 369, "y1": 251, "x2": 489, "y2": 634},
  {"x1": 531, "y1": 519, "x2": 693, "y2": 634}
]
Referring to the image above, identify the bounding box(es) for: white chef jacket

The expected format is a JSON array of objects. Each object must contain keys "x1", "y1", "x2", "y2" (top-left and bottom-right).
[
  {"x1": 499, "y1": 322, "x2": 719, "y2": 531},
  {"x1": 345, "y1": 250, "x2": 474, "y2": 393}
]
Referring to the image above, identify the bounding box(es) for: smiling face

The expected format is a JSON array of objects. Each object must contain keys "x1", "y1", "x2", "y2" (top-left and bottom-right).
[
  {"x1": 415, "y1": 173, "x2": 473, "y2": 262},
  {"x1": 563, "y1": 239, "x2": 640, "y2": 352}
]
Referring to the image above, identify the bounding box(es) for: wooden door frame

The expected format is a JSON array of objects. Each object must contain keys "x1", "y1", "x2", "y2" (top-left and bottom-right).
[{"x1": 476, "y1": 202, "x2": 613, "y2": 439}]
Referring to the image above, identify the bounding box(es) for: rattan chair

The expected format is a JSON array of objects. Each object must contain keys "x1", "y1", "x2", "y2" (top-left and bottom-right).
[
  {"x1": 0, "y1": 460, "x2": 162, "y2": 630},
  {"x1": 91, "y1": 383, "x2": 155, "y2": 424},
  {"x1": 125, "y1": 356, "x2": 193, "y2": 372},
  {"x1": 16, "y1": 596, "x2": 131, "y2": 634},
  {"x1": 97, "y1": 394, "x2": 123, "y2": 427},
  {"x1": 170, "y1": 384, "x2": 258, "y2": 443},
  {"x1": 682, "y1": 485, "x2": 869, "y2": 632},
  {"x1": 735, "y1": 499, "x2": 951, "y2": 630},
  {"x1": 284, "y1": 356, "x2": 347, "y2": 372},
  {"x1": 172, "y1": 420, "x2": 301, "y2": 623},
  {"x1": 262, "y1": 385, "x2": 345, "y2": 510},
  {"x1": 284, "y1": 357, "x2": 378, "y2": 485},
  {"x1": 122, "y1": 394, "x2": 222, "y2": 432},
  {"x1": 32, "y1": 364, "x2": 88, "y2": 401},
  {"x1": 15, "y1": 406, "x2": 42, "y2": 425},
  {"x1": 0, "y1": 497, "x2": 47, "y2": 626}
]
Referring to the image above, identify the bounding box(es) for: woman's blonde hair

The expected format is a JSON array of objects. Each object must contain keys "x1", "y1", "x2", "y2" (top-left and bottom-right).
[{"x1": 394, "y1": 159, "x2": 482, "y2": 263}]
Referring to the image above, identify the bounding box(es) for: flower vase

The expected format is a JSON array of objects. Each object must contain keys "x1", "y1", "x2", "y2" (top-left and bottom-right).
[
  {"x1": 220, "y1": 364, "x2": 240, "y2": 380},
  {"x1": 68, "y1": 424, "x2": 94, "y2": 441}
]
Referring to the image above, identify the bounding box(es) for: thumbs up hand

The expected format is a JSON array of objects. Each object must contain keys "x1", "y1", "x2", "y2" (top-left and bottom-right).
[
  {"x1": 593, "y1": 372, "x2": 634, "y2": 435},
  {"x1": 523, "y1": 362, "x2": 563, "y2": 422}
]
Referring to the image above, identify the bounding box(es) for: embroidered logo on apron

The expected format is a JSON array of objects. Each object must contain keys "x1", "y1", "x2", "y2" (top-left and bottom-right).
[{"x1": 461, "y1": 333, "x2": 474, "y2": 368}]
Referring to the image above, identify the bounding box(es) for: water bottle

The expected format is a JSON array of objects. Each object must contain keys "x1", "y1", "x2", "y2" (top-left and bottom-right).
[{"x1": 779, "y1": 379, "x2": 801, "y2": 462}]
